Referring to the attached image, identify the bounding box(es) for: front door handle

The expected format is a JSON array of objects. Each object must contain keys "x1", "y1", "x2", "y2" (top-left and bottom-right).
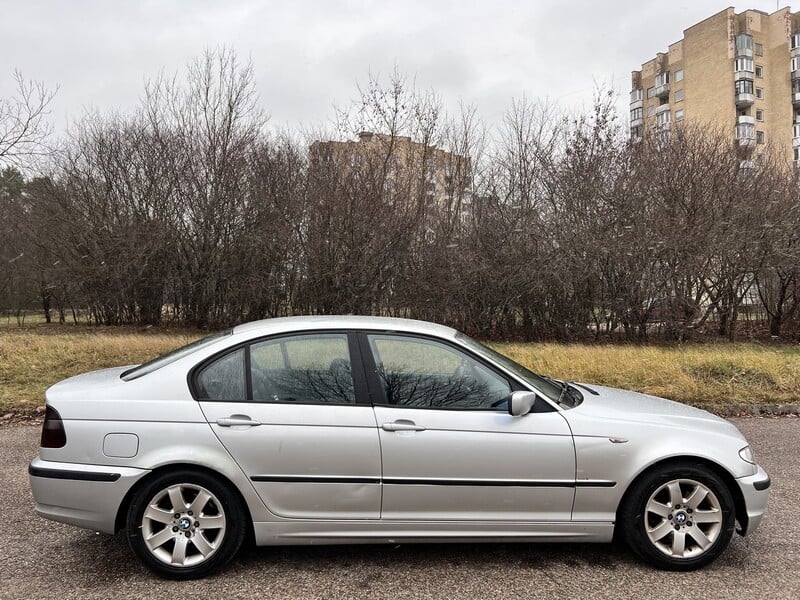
[
  {"x1": 382, "y1": 420, "x2": 426, "y2": 432},
  {"x1": 216, "y1": 415, "x2": 262, "y2": 427}
]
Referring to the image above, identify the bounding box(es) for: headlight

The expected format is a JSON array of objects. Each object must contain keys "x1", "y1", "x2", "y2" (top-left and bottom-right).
[{"x1": 739, "y1": 445, "x2": 756, "y2": 464}]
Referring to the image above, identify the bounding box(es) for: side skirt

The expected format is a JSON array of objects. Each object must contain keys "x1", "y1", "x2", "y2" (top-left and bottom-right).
[{"x1": 252, "y1": 521, "x2": 614, "y2": 546}]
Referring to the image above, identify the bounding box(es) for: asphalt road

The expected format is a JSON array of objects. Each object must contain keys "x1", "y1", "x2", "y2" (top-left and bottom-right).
[{"x1": 1, "y1": 418, "x2": 798, "y2": 600}]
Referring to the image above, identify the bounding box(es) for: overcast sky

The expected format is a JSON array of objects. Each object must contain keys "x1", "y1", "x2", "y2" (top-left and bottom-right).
[{"x1": 1, "y1": 1, "x2": 795, "y2": 137}]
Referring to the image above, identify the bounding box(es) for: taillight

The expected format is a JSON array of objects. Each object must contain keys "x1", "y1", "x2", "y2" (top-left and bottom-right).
[{"x1": 41, "y1": 406, "x2": 66, "y2": 448}]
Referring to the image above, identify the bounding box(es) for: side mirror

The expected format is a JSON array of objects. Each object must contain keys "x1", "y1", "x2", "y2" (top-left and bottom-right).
[{"x1": 509, "y1": 391, "x2": 537, "y2": 417}]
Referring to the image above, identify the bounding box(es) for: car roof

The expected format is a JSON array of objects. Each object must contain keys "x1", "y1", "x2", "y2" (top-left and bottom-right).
[{"x1": 232, "y1": 315, "x2": 459, "y2": 339}]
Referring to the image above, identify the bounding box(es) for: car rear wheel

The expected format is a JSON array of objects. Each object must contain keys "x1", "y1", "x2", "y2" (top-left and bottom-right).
[
  {"x1": 126, "y1": 469, "x2": 246, "y2": 579},
  {"x1": 621, "y1": 463, "x2": 735, "y2": 570}
]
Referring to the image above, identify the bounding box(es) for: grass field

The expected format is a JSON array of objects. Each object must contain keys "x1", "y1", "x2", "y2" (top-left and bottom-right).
[{"x1": 1, "y1": 325, "x2": 799, "y2": 415}]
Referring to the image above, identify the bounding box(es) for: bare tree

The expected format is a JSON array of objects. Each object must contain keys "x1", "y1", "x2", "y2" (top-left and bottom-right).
[{"x1": 0, "y1": 70, "x2": 57, "y2": 167}]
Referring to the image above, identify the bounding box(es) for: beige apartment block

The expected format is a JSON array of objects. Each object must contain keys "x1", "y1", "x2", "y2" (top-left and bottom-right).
[
  {"x1": 309, "y1": 132, "x2": 471, "y2": 212},
  {"x1": 631, "y1": 6, "x2": 800, "y2": 166}
]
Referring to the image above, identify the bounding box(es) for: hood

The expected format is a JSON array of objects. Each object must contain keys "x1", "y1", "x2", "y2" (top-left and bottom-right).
[{"x1": 565, "y1": 383, "x2": 741, "y2": 438}]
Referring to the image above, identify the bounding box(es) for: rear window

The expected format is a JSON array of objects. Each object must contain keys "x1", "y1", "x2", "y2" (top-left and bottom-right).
[{"x1": 120, "y1": 330, "x2": 232, "y2": 381}]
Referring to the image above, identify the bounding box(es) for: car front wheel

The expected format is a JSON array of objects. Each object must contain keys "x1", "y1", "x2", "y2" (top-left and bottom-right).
[
  {"x1": 126, "y1": 469, "x2": 247, "y2": 579},
  {"x1": 621, "y1": 463, "x2": 735, "y2": 570}
]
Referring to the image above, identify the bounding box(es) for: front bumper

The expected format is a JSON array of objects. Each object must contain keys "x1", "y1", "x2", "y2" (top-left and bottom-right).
[
  {"x1": 28, "y1": 456, "x2": 149, "y2": 533},
  {"x1": 735, "y1": 464, "x2": 770, "y2": 536}
]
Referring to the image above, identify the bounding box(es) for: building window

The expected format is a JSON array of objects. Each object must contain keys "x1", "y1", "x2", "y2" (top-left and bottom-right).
[
  {"x1": 656, "y1": 110, "x2": 671, "y2": 127},
  {"x1": 655, "y1": 71, "x2": 670, "y2": 87},
  {"x1": 675, "y1": 109, "x2": 684, "y2": 121},
  {"x1": 630, "y1": 107, "x2": 643, "y2": 121},
  {"x1": 736, "y1": 34, "x2": 753, "y2": 52},
  {"x1": 734, "y1": 57, "x2": 754, "y2": 72},
  {"x1": 755, "y1": 65, "x2": 763, "y2": 78},
  {"x1": 647, "y1": 105, "x2": 655, "y2": 117},
  {"x1": 756, "y1": 109, "x2": 764, "y2": 121},
  {"x1": 754, "y1": 42, "x2": 763, "y2": 56},
  {"x1": 736, "y1": 123, "x2": 755, "y2": 141},
  {"x1": 756, "y1": 131, "x2": 765, "y2": 144},
  {"x1": 675, "y1": 69, "x2": 684, "y2": 82},
  {"x1": 756, "y1": 87, "x2": 764, "y2": 99},
  {"x1": 793, "y1": 57, "x2": 800, "y2": 72},
  {"x1": 793, "y1": 79, "x2": 800, "y2": 94},
  {"x1": 674, "y1": 89, "x2": 684, "y2": 102},
  {"x1": 647, "y1": 86, "x2": 656, "y2": 99},
  {"x1": 630, "y1": 88, "x2": 643, "y2": 103},
  {"x1": 735, "y1": 79, "x2": 754, "y2": 95},
  {"x1": 791, "y1": 34, "x2": 800, "y2": 50},
  {"x1": 794, "y1": 147, "x2": 800, "y2": 162}
]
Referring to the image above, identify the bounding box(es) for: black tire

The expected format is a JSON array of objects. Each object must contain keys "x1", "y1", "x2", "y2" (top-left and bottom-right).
[
  {"x1": 126, "y1": 469, "x2": 247, "y2": 579},
  {"x1": 620, "y1": 463, "x2": 735, "y2": 571}
]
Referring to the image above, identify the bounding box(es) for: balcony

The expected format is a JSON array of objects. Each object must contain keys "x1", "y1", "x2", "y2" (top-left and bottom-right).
[
  {"x1": 734, "y1": 69, "x2": 754, "y2": 81},
  {"x1": 630, "y1": 116, "x2": 644, "y2": 128},
  {"x1": 793, "y1": 92, "x2": 800, "y2": 106},
  {"x1": 654, "y1": 83, "x2": 670, "y2": 99},
  {"x1": 735, "y1": 119, "x2": 756, "y2": 147},
  {"x1": 735, "y1": 92, "x2": 755, "y2": 107},
  {"x1": 655, "y1": 103, "x2": 670, "y2": 115},
  {"x1": 739, "y1": 159, "x2": 755, "y2": 170},
  {"x1": 630, "y1": 89, "x2": 643, "y2": 107},
  {"x1": 792, "y1": 34, "x2": 800, "y2": 57}
]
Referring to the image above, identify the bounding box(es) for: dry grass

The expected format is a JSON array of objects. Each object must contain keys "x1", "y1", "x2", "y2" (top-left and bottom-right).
[
  {"x1": 0, "y1": 326, "x2": 202, "y2": 413},
  {"x1": 493, "y1": 342, "x2": 800, "y2": 410},
  {"x1": 1, "y1": 325, "x2": 798, "y2": 413}
]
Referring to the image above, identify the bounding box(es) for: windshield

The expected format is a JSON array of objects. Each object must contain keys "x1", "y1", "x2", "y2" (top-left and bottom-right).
[
  {"x1": 455, "y1": 333, "x2": 568, "y2": 405},
  {"x1": 120, "y1": 329, "x2": 232, "y2": 381}
]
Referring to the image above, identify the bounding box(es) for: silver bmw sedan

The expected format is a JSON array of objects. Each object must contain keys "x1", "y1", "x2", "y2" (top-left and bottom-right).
[{"x1": 29, "y1": 316, "x2": 770, "y2": 579}]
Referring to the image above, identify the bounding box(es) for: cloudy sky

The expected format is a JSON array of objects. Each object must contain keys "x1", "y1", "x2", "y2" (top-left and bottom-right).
[{"x1": 1, "y1": 0, "x2": 795, "y2": 135}]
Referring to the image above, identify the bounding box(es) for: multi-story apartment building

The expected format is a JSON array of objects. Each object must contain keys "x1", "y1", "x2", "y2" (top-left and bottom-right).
[
  {"x1": 631, "y1": 6, "x2": 800, "y2": 165},
  {"x1": 309, "y1": 132, "x2": 471, "y2": 212}
]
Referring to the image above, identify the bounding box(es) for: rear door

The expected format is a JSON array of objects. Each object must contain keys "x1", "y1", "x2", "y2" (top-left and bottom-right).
[{"x1": 196, "y1": 331, "x2": 382, "y2": 519}]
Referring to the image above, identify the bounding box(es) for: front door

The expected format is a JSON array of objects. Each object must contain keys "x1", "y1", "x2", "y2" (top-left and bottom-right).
[
  {"x1": 197, "y1": 332, "x2": 381, "y2": 519},
  {"x1": 362, "y1": 333, "x2": 576, "y2": 521}
]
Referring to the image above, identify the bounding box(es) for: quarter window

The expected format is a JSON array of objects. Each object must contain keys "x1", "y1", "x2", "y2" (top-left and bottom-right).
[
  {"x1": 196, "y1": 348, "x2": 246, "y2": 401},
  {"x1": 367, "y1": 335, "x2": 511, "y2": 410}
]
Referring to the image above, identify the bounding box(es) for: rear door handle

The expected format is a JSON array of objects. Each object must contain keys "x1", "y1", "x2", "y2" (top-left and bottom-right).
[
  {"x1": 216, "y1": 415, "x2": 262, "y2": 427},
  {"x1": 382, "y1": 420, "x2": 425, "y2": 432}
]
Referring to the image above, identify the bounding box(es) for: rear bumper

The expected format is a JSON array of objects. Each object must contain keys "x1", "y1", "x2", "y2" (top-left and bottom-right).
[
  {"x1": 28, "y1": 456, "x2": 149, "y2": 534},
  {"x1": 735, "y1": 464, "x2": 770, "y2": 536}
]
